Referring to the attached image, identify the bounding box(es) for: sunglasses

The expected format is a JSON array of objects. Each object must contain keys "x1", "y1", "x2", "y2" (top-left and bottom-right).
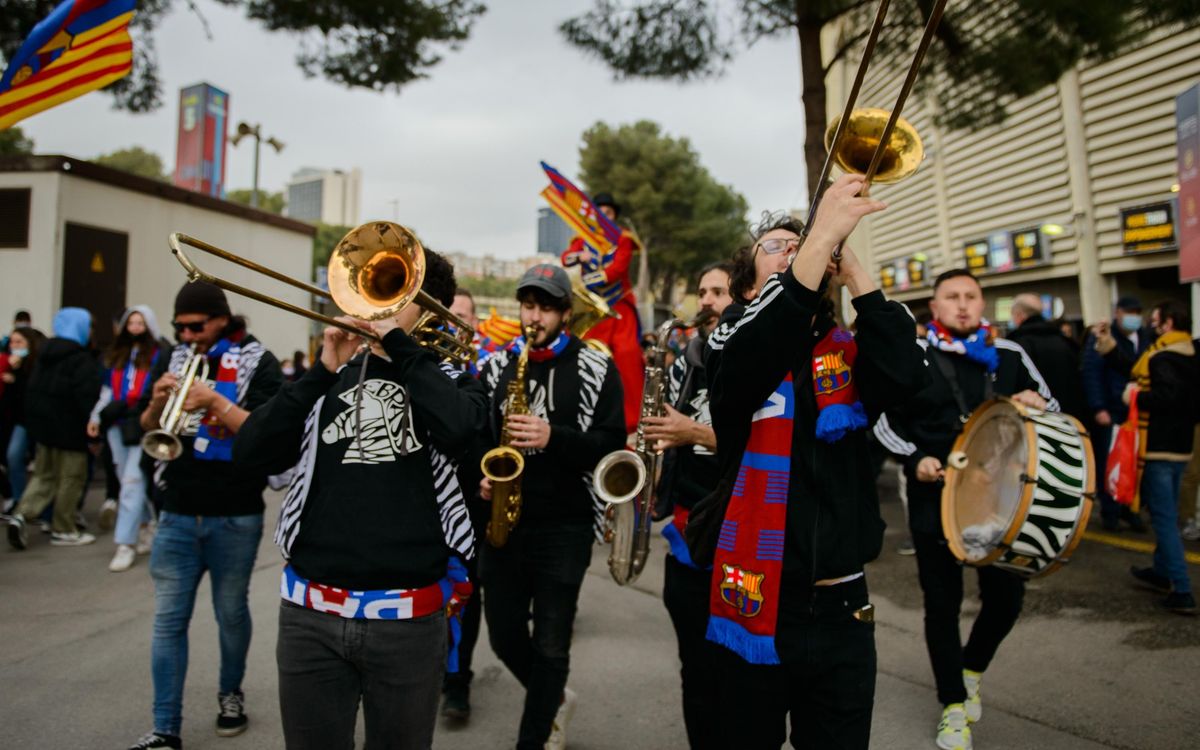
[
  {"x1": 755, "y1": 237, "x2": 801, "y2": 256},
  {"x1": 172, "y1": 318, "x2": 210, "y2": 334}
]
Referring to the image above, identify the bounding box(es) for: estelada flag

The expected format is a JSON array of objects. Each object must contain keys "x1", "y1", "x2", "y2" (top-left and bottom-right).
[
  {"x1": 539, "y1": 161, "x2": 622, "y2": 254},
  {"x1": 0, "y1": 0, "x2": 136, "y2": 130}
]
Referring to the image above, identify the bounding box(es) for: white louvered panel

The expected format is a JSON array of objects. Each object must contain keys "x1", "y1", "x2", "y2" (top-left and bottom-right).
[
  {"x1": 945, "y1": 138, "x2": 1066, "y2": 206},
  {"x1": 1081, "y1": 28, "x2": 1200, "y2": 262}
]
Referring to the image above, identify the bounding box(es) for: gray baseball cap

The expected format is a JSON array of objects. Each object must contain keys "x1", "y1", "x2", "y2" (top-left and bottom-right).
[{"x1": 517, "y1": 264, "x2": 572, "y2": 302}]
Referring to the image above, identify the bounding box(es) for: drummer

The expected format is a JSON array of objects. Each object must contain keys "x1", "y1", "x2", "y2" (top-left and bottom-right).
[{"x1": 872, "y1": 268, "x2": 1056, "y2": 750}]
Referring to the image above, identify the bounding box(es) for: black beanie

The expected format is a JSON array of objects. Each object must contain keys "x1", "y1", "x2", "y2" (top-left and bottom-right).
[{"x1": 174, "y1": 281, "x2": 231, "y2": 318}]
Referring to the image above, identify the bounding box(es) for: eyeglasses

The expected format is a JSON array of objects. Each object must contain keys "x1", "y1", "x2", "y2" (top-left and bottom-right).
[
  {"x1": 755, "y1": 237, "x2": 801, "y2": 256},
  {"x1": 172, "y1": 318, "x2": 210, "y2": 334}
]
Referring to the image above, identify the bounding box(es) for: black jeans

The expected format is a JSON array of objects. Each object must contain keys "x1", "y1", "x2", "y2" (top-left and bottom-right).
[
  {"x1": 481, "y1": 523, "x2": 593, "y2": 750},
  {"x1": 662, "y1": 554, "x2": 723, "y2": 750},
  {"x1": 276, "y1": 601, "x2": 446, "y2": 750},
  {"x1": 910, "y1": 529, "x2": 1025, "y2": 705},
  {"x1": 715, "y1": 577, "x2": 876, "y2": 749}
]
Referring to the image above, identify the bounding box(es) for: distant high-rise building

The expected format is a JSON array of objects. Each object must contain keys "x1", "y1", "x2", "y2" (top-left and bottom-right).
[
  {"x1": 285, "y1": 167, "x2": 361, "y2": 225},
  {"x1": 174, "y1": 83, "x2": 229, "y2": 198},
  {"x1": 537, "y1": 207, "x2": 574, "y2": 255}
]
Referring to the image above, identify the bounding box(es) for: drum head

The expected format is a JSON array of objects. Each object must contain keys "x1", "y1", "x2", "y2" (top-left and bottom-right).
[{"x1": 942, "y1": 400, "x2": 1034, "y2": 564}]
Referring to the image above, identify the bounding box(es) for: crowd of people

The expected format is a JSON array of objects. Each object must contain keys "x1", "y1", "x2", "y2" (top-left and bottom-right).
[{"x1": 1, "y1": 178, "x2": 1197, "y2": 750}]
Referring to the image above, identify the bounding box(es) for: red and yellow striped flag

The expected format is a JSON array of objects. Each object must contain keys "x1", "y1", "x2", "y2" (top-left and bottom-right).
[{"x1": 0, "y1": 0, "x2": 135, "y2": 130}]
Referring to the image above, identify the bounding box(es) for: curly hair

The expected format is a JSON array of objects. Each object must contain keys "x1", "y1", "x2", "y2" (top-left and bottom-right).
[{"x1": 729, "y1": 211, "x2": 807, "y2": 303}]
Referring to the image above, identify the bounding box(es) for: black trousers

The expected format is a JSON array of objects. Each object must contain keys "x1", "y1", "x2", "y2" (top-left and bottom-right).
[
  {"x1": 911, "y1": 529, "x2": 1025, "y2": 706},
  {"x1": 662, "y1": 555, "x2": 723, "y2": 750},
  {"x1": 481, "y1": 522, "x2": 593, "y2": 750},
  {"x1": 715, "y1": 577, "x2": 876, "y2": 750}
]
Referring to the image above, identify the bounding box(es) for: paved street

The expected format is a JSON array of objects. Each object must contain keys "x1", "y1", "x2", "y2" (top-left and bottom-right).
[{"x1": 2, "y1": 476, "x2": 1197, "y2": 749}]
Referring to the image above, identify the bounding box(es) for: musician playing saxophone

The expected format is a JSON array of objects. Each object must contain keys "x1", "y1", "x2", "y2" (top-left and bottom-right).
[
  {"x1": 642, "y1": 261, "x2": 732, "y2": 750},
  {"x1": 477, "y1": 264, "x2": 625, "y2": 750}
]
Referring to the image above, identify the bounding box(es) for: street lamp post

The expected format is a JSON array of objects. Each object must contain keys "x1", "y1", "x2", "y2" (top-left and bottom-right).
[{"x1": 230, "y1": 121, "x2": 284, "y2": 208}]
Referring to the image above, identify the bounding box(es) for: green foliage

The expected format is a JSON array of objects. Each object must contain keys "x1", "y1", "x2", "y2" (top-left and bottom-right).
[
  {"x1": 312, "y1": 222, "x2": 354, "y2": 272},
  {"x1": 458, "y1": 275, "x2": 519, "y2": 300},
  {"x1": 0, "y1": 125, "x2": 34, "y2": 155},
  {"x1": 0, "y1": 1, "x2": 485, "y2": 114},
  {"x1": 226, "y1": 188, "x2": 285, "y2": 214},
  {"x1": 578, "y1": 120, "x2": 748, "y2": 294},
  {"x1": 93, "y1": 146, "x2": 168, "y2": 180},
  {"x1": 562, "y1": 1, "x2": 1200, "y2": 192}
]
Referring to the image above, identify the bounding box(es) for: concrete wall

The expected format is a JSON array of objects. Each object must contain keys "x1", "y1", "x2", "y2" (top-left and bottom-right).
[{"x1": 0, "y1": 169, "x2": 311, "y2": 357}]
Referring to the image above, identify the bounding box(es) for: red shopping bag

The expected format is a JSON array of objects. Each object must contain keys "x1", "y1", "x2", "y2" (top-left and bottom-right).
[{"x1": 1105, "y1": 391, "x2": 1139, "y2": 506}]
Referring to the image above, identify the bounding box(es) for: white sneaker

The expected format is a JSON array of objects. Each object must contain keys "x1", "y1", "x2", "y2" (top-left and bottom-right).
[
  {"x1": 136, "y1": 520, "x2": 157, "y2": 555},
  {"x1": 50, "y1": 531, "x2": 96, "y2": 546},
  {"x1": 963, "y1": 669, "x2": 982, "y2": 722},
  {"x1": 99, "y1": 498, "x2": 118, "y2": 532},
  {"x1": 544, "y1": 687, "x2": 577, "y2": 750},
  {"x1": 1182, "y1": 519, "x2": 1200, "y2": 542},
  {"x1": 936, "y1": 704, "x2": 972, "y2": 750},
  {"x1": 110, "y1": 544, "x2": 137, "y2": 572}
]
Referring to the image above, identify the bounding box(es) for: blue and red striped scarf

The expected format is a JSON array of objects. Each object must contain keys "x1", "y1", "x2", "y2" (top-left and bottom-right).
[
  {"x1": 510, "y1": 331, "x2": 570, "y2": 362},
  {"x1": 194, "y1": 335, "x2": 242, "y2": 462},
  {"x1": 707, "y1": 327, "x2": 866, "y2": 664}
]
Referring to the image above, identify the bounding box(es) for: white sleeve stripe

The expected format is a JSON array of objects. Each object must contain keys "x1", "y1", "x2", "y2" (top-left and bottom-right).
[
  {"x1": 995, "y1": 339, "x2": 1060, "y2": 412},
  {"x1": 873, "y1": 414, "x2": 917, "y2": 456},
  {"x1": 708, "y1": 276, "x2": 785, "y2": 351}
]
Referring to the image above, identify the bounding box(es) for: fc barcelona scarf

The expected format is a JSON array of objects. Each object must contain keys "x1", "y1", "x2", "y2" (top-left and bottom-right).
[
  {"x1": 706, "y1": 375, "x2": 794, "y2": 665},
  {"x1": 511, "y1": 331, "x2": 570, "y2": 362},
  {"x1": 927, "y1": 319, "x2": 998, "y2": 373},
  {"x1": 194, "y1": 336, "x2": 242, "y2": 462},
  {"x1": 813, "y1": 327, "x2": 868, "y2": 442}
]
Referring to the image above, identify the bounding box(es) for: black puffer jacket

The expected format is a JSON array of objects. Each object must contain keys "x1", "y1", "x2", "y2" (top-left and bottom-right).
[
  {"x1": 1008, "y1": 315, "x2": 1086, "y2": 420},
  {"x1": 24, "y1": 338, "x2": 103, "y2": 451}
]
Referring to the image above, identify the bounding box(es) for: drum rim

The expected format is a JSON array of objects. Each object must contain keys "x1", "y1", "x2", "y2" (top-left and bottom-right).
[{"x1": 941, "y1": 397, "x2": 1038, "y2": 567}]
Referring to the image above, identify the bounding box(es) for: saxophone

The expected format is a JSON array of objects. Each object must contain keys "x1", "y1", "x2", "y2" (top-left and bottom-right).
[
  {"x1": 593, "y1": 316, "x2": 697, "y2": 585},
  {"x1": 481, "y1": 326, "x2": 534, "y2": 548}
]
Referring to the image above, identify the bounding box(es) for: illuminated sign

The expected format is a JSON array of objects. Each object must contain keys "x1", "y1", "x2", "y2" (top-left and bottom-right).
[
  {"x1": 1120, "y1": 201, "x2": 1178, "y2": 255},
  {"x1": 963, "y1": 227, "x2": 1048, "y2": 272},
  {"x1": 879, "y1": 253, "x2": 929, "y2": 292}
]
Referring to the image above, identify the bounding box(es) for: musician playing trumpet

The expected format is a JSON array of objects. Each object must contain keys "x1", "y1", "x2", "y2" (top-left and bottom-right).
[
  {"x1": 127, "y1": 281, "x2": 283, "y2": 750},
  {"x1": 477, "y1": 264, "x2": 625, "y2": 750}
]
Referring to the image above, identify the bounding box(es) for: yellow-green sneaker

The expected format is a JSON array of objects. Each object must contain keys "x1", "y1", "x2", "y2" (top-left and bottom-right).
[
  {"x1": 963, "y1": 669, "x2": 982, "y2": 722},
  {"x1": 936, "y1": 703, "x2": 973, "y2": 750}
]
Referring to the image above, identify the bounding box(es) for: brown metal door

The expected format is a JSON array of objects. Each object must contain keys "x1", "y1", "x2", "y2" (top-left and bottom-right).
[{"x1": 61, "y1": 223, "x2": 128, "y2": 349}]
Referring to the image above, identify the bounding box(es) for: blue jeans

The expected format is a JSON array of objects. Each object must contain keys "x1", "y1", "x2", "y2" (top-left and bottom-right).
[
  {"x1": 106, "y1": 427, "x2": 151, "y2": 545},
  {"x1": 6, "y1": 424, "x2": 29, "y2": 501},
  {"x1": 1141, "y1": 461, "x2": 1193, "y2": 594},
  {"x1": 149, "y1": 511, "x2": 263, "y2": 736}
]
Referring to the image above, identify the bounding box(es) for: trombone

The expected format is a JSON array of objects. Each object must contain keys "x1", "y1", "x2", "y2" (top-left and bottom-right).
[
  {"x1": 168, "y1": 221, "x2": 475, "y2": 366},
  {"x1": 807, "y1": 0, "x2": 949, "y2": 256}
]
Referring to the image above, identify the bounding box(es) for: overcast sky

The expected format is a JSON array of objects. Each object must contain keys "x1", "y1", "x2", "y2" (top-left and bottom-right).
[{"x1": 21, "y1": 0, "x2": 809, "y2": 259}]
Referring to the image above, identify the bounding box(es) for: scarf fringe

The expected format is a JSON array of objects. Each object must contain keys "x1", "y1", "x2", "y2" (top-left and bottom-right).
[
  {"x1": 815, "y1": 402, "x2": 868, "y2": 443},
  {"x1": 707, "y1": 615, "x2": 781, "y2": 665}
]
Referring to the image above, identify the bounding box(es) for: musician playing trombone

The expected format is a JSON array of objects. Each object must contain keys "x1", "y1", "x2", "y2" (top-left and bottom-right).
[
  {"x1": 476, "y1": 264, "x2": 625, "y2": 750},
  {"x1": 128, "y1": 281, "x2": 283, "y2": 750},
  {"x1": 232, "y1": 249, "x2": 485, "y2": 750},
  {"x1": 688, "y1": 175, "x2": 927, "y2": 749}
]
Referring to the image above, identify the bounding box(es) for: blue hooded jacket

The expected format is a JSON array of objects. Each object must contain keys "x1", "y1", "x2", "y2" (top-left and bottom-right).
[{"x1": 53, "y1": 307, "x2": 92, "y2": 347}]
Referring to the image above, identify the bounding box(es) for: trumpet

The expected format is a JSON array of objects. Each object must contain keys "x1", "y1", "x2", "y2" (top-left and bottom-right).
[
  {"x1": 168, "y1": 221, "x2": 475, "y2": 366},
  {"x1": 141, "y1": 344, "x2": 209, "y2": 461}
]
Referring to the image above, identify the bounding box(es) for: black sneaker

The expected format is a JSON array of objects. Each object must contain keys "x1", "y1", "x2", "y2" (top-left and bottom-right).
[
  {"x1": 128, "y1": 731, "x2": 182, "y2": 750},
  {"x1": 441, "y1": 684, "x2": 471, "y2": 722},
  {"x1": 216, "y1": 690, "x2": 248, "y2": 737},
  {"x1": 7, "y1": 514, "x2": 27, "y2": 550},
  {"x1": 1162, "y1": 592, "x2": 1198, "y2": 615},
  {"x1": 1130, "y1": 566, "x2": 1172, "y2": 594}
]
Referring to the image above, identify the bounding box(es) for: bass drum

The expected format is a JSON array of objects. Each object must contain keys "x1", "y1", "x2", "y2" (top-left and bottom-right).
[{"x1": 941, "y1": 397, "x2": 1095, "y2": 579}]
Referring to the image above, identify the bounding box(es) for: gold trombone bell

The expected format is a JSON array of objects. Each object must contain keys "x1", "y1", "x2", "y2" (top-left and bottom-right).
[
  {"x1": 824, "y1": 107, "x2": 924, "y2": 185},
  {"x1": 168, "y1": 221, "x2": 475, "y2": 366}
]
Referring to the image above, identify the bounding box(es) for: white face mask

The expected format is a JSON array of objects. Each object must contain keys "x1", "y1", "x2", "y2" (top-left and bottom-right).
[{"x1": 10, "y1": 348, "x2": 28, "y2": 359}]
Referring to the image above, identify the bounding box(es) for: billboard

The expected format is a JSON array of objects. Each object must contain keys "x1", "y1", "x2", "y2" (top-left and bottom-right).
[
  {"x1": 174, "y1": 83, "x2": 228, "y2": 198},
  {"x1": 1177, "y1": 83, "x2": 1200, "y2": 283}
]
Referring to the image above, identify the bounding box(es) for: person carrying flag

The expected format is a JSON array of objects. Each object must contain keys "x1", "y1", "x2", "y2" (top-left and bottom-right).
[{"x1": 560, "y1": 192, "x2": 644, "y2": 432}]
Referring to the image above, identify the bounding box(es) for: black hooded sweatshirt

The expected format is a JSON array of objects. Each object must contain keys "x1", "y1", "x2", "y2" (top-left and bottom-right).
[
  {"x1": 235, "y1": 329, "x2": 488, "y2": 590},
  {"x1": 24, "y1": 338, "x2": 102, "y2": 452}
]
